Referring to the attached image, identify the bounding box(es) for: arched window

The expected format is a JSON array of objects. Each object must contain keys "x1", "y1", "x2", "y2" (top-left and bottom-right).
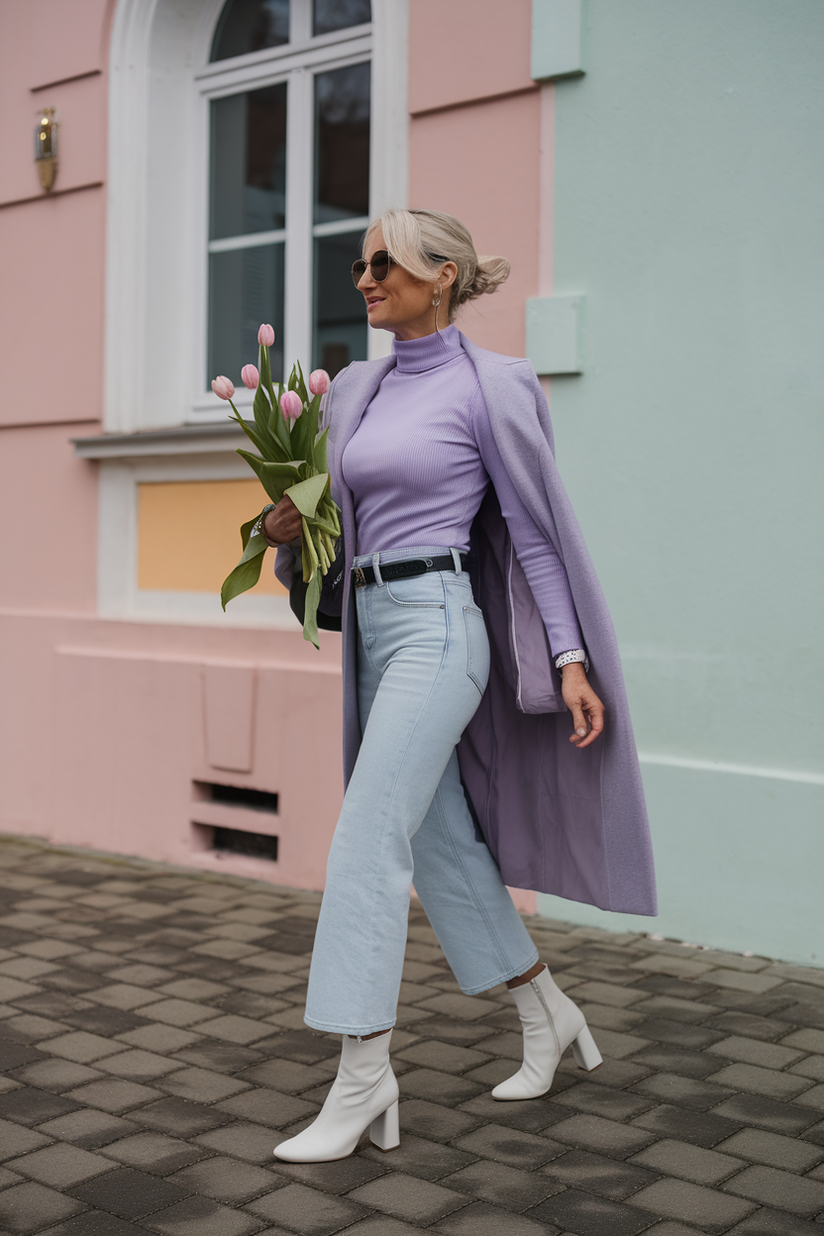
[{"x1": 201, "y1": 0, "x2": 372, "y2": 390}]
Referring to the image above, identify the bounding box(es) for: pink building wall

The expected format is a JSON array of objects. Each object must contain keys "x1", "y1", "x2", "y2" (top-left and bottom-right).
[{"x1": 0, "y1": 0, "x2": 540, "y2": 914}]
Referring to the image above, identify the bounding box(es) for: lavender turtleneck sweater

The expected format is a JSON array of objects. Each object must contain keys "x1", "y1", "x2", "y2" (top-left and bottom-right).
[{"x1": 341, "y1": 325, "x2": 584, "y2": 658}]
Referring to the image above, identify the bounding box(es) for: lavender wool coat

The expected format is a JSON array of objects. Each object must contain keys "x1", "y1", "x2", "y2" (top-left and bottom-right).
[{"x1": 277, "y1": 333, "x2": 657, "y2": 916}]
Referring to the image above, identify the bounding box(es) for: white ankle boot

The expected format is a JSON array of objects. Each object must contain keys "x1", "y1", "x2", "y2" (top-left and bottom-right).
[
  {"x1": 273, "y1": 1030, "x2": 399, "y2": 1163},
  {"x1": 492, "y1": 965, "x2": 602, "y2": 1100}
]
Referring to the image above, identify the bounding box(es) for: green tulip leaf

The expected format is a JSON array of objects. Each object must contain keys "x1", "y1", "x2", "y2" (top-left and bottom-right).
[
  {"x1": 302, "y1": 570, "x2": 321, "y2": 648},
  {"x1": 220, "y1": 533, "x2": 268, "y2": 609},
  {"x1": 286, "y1": 472, "x2": 329, "y2": 520}
]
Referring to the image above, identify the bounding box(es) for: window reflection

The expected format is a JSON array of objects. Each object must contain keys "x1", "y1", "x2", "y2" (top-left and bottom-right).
[
  {"x1": 314, "y1": 233, "x2": 367, "y2": 376},
  {"x1": 211, "y1": 0, "x2": 290, "y2": 61},
  {"x1": 313, "y1": 0, "x2": 371, "y2": 36},
  {"x1": 314, "y1": 63, "x2": 370, "y2": 225},
  {"x1": 210, "y1": 84, "x2": 287, "y2": 239},
  {"x1": 209, "y1": 246, "x2": 285, "y2": 386}
]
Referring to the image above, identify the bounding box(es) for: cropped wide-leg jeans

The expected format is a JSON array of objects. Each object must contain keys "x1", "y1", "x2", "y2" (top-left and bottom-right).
[{"x1": 304, "y1": 546, "x2": 539, "y2": 1036}]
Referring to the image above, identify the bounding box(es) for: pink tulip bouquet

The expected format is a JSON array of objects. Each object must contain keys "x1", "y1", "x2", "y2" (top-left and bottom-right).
[{"x1": 213, "y1": 324, "x2": 340, "y2": 647}]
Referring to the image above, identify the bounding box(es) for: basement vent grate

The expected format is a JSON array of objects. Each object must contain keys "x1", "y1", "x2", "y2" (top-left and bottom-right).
[
  {"x1": 212, "y1": 828, "x2": 279, "y2": 861},
  {"x1": 196, "y1": 782, "x2": 279, "y2": 813}
]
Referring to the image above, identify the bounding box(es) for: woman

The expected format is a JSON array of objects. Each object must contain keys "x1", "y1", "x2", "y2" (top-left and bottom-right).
[{"x1": 265, "y1": 209, "x2": 656, "y2": 1164}]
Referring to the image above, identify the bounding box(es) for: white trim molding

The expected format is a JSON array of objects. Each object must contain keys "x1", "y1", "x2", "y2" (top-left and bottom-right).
[{"x1": 106, "y1": 0, "x2": 408, "y2": 433}]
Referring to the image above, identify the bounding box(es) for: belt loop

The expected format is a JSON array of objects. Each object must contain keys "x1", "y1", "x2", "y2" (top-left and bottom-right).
[
  {"x1": 371, "y1": 552, "x2": 384, "y2": 587},
  {"x1": 450, "y1": 548, "x2": 463, "y2": 575}
]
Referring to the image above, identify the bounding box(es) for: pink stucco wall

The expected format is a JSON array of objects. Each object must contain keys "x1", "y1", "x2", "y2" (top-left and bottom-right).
[
  {"x1": 408, "y1": 0, "x2": 541, "y2": 358},
  {"x1": 0, "y1": 0, "x2": 539, "y2": 914}
]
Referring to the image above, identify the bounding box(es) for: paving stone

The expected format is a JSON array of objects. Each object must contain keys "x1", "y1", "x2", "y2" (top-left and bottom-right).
[
  {"x1": 361, "y1": 1131, "x2": 477, "y2": 1179},
  {"x1": 61, "y1": 1005, "x2": 150, "y2": 1037},
  {"x1": 630, "y1": 1071, "x2": 736, "y2": 1111},
  {"x1": 398, "y1": 1066, "x2": 484, "y2": 1105},
  {"x1": 10, "y1": 1059, "x2": 101, "y2": 1092},
  {"x1": 340, "y1": 1218, "x2": 439, "y2": 1236},
  {"x1": 398, "y1": 1098, "x2": 481, "y2": 1142},
  {"x1": 68, "y1": 1165, "x2": 191, "y2": 1219},
  {"x1": 707, "y1": 1035, "x2": 807, "y2": 1070},
  {"x1": 88, "y1": 984, "x2": 165, "y2": 1011},
  {"x1": 100, "y1": 1131, "x2": 209, "y2": 1174},
  {"x1": 348, "y1": 1171, "x2": 467, "y2": 1223},
  {"x1": 144, "y1": 1194, "x2": 262, "y2": 1236},
  {"x1": 706, "y1": 1011, "x2": 801, "y2": 1041},
  {"x1": 0, "y1": 1086, "x2": 82, "y2": 1126},
  {"x1": 64, "y1": 1078, "x2": 162, "y2": 1112},
  {"x1": 631, "y1": 1017, "x2": 726, "y2": 1051},
  {"x1": 706, "y1": 1062, "x2": 813, "y2": 1101},
  {"x1": 540, "y1": 1147, "x2": 660, "y2": 1199},
  {"x1": 790, "y1": 1056, "x2": 824, "y2": 1082},
  {"x1": 630, "y1": 1136, "x2": 745, "y2": 1184},
  {"x1": 715, "y1": 1127, "x2": 824, "y2": 1172},
  {"x1": 459, "y1": 1092, "x2": 568, "y2": 1134},
  {"x1": 0, "y1": 1118, "x2": 51, "y2": 1160},
  {"x1": 440, "y1": 1159, "x2": 560, "y2": 1210},
  {"x1": 130, "y1": 999, "x2": 216, "y2": 1029},
  {"x1": 246, "y1": 1180, "x2": 370, "y2": 1231},
  {"x1": 628, "y1": 994, "x2": 721, "y2": 1023},
  {"x1": 158, "y1": 1066, "x2": 251, "y2": 1103},
  {"x1": 116, "y1": 1025, "x2": 201, "y2": 1054},
  {"x1": 529, "y1": 1186, "x2": 653, "y2": 1235},
  {"x1": 33, "y1": 1210, "x2": 138, "y2": 1235},
  {"x1": 395, "y1": 1039, "x2": 492, "y2": 1073},
  {"x1": 270, "y1": 1154, "x2": 385, "y2": 1195},
  {"x1": 191, "y1": 1014, "x2": 273, "y2": 1045},
  {"x1": 0, "y1": 1180, "x2": 85, "y2": 1233},
  {"x1": 712, "y1": 1092, "x2": 821, "y2": 1135},
  {"x1": 547, "y1": 1112, "x2": 656, "y2": 1159},
  {"x1": 453, "y1": 1123, "x2": 564, "y2": 1169},
  {"x1": 195, "y1": 1120, "x2": 282, "y2": 1163},
  {"x1": 133, "y1": 1096, "x2": 232, "y2": 1137},
  {"x1": 0, "y1": 1014, "x2": 71, "y2": 1044},
  {"x1": 630, "y1": 1177, "x2": 757, "y2": 1229},
  {"x1": 723, "y1": 1163, "x2": 824, "y2": 1215},
  {"x1": 169, "y1": 1155, "x2": 276, "y2": 1203},
  {"x1": 44, "y1": 1032, "x2": 126, "y2": 1063},
  {"x1": 106, "y1": 964, "x2": 173, "y2": 987},
  {"x1": 95, "y1": 1048, "x2": 183, "y2": 1083},
  {"x1": 0, "y1": 1039, "x2": 44, "y2": 1071},
  {"x1": 37, "y1": 1109, "x2": 140, "y2": 1149},
  {"x1": 7, "y1": 1141, "x2": 117, "y2": 1188},
  {"x1": 781, "y1": 1029, "x2": 824, "y2": 1054},
  {"x1": 402, "y1": 1015, "x2": 491, "y2": 1046},
  {"x1": 216, "y1": 1086, "x2": 317, "y2": 1128},
  {"x1": 795, "y1": 1083, "x2": 824, "y2": 1111},
  {"x1": 702, "y1": 970, "x2": 786, "y2": 994},
  {"x1": 552, "y1": 1080, "x2": 654, "y2": 1121},
  {"x1": 632, "y1": 1102, "x2": 754, "y2": 1152},
  {"x1": 726, "y1": 1206, "x2": 824, "y2": 1234},
  {"x1": 238, "y1": 1059, "x2": 332, "y2": 1094},
  {"x1": 432, "y1": 1200, "x2": 554, "y2": 1234}
]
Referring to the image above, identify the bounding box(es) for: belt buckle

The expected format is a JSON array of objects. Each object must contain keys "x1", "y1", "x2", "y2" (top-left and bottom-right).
[{"x1": 353, "y1": 567, "x2": 367, "y2": 589}]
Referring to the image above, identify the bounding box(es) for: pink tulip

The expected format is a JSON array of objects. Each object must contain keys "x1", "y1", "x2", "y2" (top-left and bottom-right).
[
  {"x1": 308, "y1": 368, "x2": 331, "y2": 396},
  {"x1": 211, "y1": 376, "x2": 235, "y2": 400},
  {"x1": 241, "y1": 364, "x2": 259, "y2": 390},
  {"x1": 258, "y1": 323, "x2": 275, "y2": 347},
  {"x1": 280, "y1": 390, "x2": 303, "y2": 421}
]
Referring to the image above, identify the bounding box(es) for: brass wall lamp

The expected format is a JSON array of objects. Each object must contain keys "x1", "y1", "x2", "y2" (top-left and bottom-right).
[{"x1": 35, "y1": 109, "x2": 58, "y2": 191}]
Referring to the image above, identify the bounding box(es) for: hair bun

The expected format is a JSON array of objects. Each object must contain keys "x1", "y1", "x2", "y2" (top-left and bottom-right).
[{"x1": 463, "y1": 255, "x2": 510, "y2": 302}]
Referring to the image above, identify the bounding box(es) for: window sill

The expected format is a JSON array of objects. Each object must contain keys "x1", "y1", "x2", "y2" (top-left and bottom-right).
[{"x1": 72, "y1": 423, "x2": 247, "y2": 460}]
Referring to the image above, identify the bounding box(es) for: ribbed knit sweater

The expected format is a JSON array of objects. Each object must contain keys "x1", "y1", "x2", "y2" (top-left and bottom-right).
[{"x1": 341, "y1": 325, "x2": 584, "y2": 658}]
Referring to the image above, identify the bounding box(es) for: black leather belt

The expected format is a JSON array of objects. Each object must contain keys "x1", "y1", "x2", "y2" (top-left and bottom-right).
[{"x1": 352, "y1": 554, "x2": 464, "y2": 589}]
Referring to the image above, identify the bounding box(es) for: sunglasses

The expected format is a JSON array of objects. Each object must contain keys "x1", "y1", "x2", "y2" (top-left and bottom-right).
[{"x1": 351, "y1": 250, "x2": 450, "y2": 288}]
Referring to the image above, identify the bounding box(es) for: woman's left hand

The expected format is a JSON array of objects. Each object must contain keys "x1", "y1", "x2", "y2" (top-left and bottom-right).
[{"x1": 561, "y1": 663, "x2": 605, "y2": 748}]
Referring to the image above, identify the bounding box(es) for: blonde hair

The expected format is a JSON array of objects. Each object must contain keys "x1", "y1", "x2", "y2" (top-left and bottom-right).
[{"x1": 363, "y1": 208, "x2": 510, "y2": 323}]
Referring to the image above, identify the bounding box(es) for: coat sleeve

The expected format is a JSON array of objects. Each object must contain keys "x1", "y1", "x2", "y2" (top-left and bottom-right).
[{"x1": 472, "y1": 380, "x2": 585, "y2": 657}]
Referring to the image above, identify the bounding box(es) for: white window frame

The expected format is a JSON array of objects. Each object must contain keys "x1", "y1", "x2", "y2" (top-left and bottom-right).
[{"x1": 105, "y1": 0, "x2": 408, "y2": 436}]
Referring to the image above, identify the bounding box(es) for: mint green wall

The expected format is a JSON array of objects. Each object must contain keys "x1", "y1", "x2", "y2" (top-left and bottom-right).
[{"x1": 538, "y1": 0, "x2": 824, "y2": 963}]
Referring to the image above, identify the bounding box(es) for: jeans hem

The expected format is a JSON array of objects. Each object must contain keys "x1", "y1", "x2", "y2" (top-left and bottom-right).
[
  {"x1": 304, "y1": 1013, "x2": 397, "y2": 1036},
  {"x1": 458, "y1": 947, "x2": 540, "y2": 996}
]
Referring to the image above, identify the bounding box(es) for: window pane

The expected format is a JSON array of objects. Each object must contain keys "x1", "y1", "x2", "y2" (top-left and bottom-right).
[
  {"x1": 314, "y1": 232, "x2": 367, "y2": 377},
  {"x1": 313, "y1": 0, "x2": 371, "y2": 36},
  {"x1": 209, "y1": 245, "x2": 285, "y2": 387},
  {"x1": 211, "y1": 0, "x2": 289, "y2": 61},
  {"x1": 314, "y1": 63, "x2": 370, "y2": 225},
  {"x1": 210, "y1": 85, "x2": 287, "y2": 239}
]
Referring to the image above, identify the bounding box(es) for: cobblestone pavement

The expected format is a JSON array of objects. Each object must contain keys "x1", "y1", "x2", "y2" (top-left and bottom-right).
[{"x1": 0, "y1": 839, "x2": 821, "y2": 1235}]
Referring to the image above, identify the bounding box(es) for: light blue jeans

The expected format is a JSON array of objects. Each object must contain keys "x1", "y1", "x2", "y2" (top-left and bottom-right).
[{"x1": 304, "y1": 546, "x2": 539, "y2": 1036}]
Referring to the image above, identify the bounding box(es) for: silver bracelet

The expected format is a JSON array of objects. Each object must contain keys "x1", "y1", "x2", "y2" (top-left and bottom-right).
[
  {"x1": 252, "y1": 504, "x2": 277, "y2": 544},
  {"x1": 555, "y1": 649, "x2": 590, "y2": 674}
]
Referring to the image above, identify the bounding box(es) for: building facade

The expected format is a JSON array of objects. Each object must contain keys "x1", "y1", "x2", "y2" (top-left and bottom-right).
[{"x1": 0, "y1": 0, "x2": 821, "y2": 961}]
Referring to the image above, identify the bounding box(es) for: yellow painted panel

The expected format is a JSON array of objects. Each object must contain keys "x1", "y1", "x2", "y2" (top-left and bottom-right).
[{"x1": 137, "y1": 479, "x2": 286, "y2": 595}]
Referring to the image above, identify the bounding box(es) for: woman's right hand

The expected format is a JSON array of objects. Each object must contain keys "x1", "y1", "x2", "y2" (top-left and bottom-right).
[{"x1": 262, "y1": 495, "x2": 302, "y2": 544}]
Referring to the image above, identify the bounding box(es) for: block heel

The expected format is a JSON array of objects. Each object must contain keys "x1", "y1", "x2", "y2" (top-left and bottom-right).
[
  {"x1": 370, "y1": 1098, "x2": 400, "y2": 1151},
  {"x1": 571, "y1": 1024, "x2": 603, "y2": 1071}
]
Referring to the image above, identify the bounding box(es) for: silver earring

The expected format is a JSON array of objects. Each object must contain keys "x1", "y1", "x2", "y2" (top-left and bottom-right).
[{"x1": 432, "y1": 286, "x2": 443, "y2": 308}]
